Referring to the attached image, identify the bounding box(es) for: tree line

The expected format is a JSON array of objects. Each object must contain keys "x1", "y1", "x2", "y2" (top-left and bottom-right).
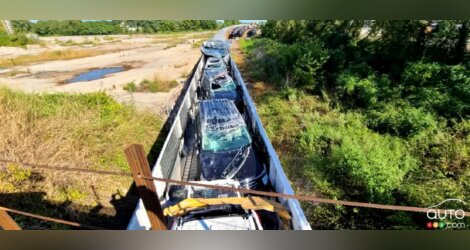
[{"x1": 10, "y1": 20, "x2": 239, "y2": 36}]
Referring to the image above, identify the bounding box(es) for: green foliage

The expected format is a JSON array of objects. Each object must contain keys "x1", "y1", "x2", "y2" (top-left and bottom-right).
[
  {"x1": 139, "y1": 76, "x2": 178, "y2": 93},
  {"x1": 366, "y1": 102, "x2": 439, "y2": 138},
  {"x1": 0, "y1": 33, "x2": 37, "y2": 47},
  {"x1": 123, "y1": 81, "x2": 137, "y2": 92},
  {"x1": 11, "y1": 20, "x2": 218, "y2": 36},
  {"x1": 336, "y1": 73, "x2": 378, "y2": 107},
  {"x1": 242, "y1": 20, "x2": 470, "y2": 229},
  {"x1": 401, "y1": 62, "x2": 470, "y2": 118},
  {"x1": 0, "y1": 163, "x2": 32, "y2": 183},
  {"x1": 242, "y1": 38, "x2": 328, "y2": 89},
  {"x1": 300, "y1": 112, "x2": 416, "y2": 203},
  {"x1": 222, "y1": 20, "x2": 241, "y2": 27},
  {"x1": 292, "y1": 40, "x2": 329, "y2": 90}
]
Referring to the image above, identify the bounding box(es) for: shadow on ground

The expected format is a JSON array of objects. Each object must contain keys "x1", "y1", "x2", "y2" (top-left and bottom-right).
[{"x1": 0, "y1": 191, "x2": 138, "y2": 229}]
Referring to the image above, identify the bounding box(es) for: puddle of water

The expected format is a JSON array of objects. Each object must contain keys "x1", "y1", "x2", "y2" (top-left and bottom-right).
[{"x1": 66, "y1": 66, "x2": 125, "y2": 83}]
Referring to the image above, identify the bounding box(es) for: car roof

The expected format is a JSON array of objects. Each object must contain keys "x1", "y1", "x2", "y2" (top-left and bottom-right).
[{"x1": 198, "y1": 99, "x2": 245, "y2": 132}]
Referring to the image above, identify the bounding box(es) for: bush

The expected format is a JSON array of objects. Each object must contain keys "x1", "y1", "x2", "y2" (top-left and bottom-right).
[
  {"x1": 401, "y1": 62, "x2": 470, "y2": 118},
  {"x1": 0, "y1": 33, "x2": 36, "y2": 47},
  {"x1": 243, "y1": 38, "x2": 328, "y2": 89},
  {"x1": 139, "y1": 76, "x2": 178, "y2": 93},
  {"x1": 366, "y1": 102, "x2": 439, "y2": 138},
  {"x1": 300, "y1": 112, "x2": 416, "y2": 203},
  {"x1": 291, "y1": 40, "x2": 329, "y2": 90},
  {"x1": 335, "y1": 73, "x2": 378, "y2": 108},
  {"x1": 123, "y1": 81, "x2": 137, "y2": 92}
]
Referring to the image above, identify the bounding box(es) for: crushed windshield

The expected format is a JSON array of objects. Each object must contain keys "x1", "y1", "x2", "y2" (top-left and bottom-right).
[
  {"x1": 202, "y1": 126, "x2": 252, "y2": 151},
  {"x1": 201, "y1": 40, "x2": 229, "y2": 58},
  {"x1": 211, "y1": 75, "x2": 237, "y2": 92},
  {"x1": 199, "y1": 100, "x2": 250, "y2": 151}
]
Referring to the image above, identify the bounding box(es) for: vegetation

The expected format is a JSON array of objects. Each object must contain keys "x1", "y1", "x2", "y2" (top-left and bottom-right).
[
  {"x1": 124, "y1": 75, "x2": 179, "y2": 93},
  {"x1": 0, "y1": 88, "x2": 163, "y2": 228},
  {"x1": 11, "y1": 20, "x2": 222, "y2": 36},
  {"x1": 0, "y1": 32, "x2": 39, "y2": 47},
  {"x1": 240, "y1": 20, "x2": 470, "y2": 229}
]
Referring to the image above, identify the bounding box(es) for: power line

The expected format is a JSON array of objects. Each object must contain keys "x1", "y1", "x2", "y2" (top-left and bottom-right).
[
  {"x1": 0, "y1": 159, "x2": 131, "y2": 177},
  {"x1": 0, "y1": 206, "x2": 108, "y2": 230},
  {"x1": 139, "y1": 175, "x2": 470, "y2": 217},
  {"x1": 2, "y1": 158, "x2": 468, "y2": 217}
]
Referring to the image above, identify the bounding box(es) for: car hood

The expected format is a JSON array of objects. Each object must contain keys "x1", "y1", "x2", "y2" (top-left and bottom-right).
[
  {"x1": 210, "y1": 90, "x2": 239, "y2": 101},
  {"x1": 199, "y1": 145, "x2": 263, "y2": 181}
]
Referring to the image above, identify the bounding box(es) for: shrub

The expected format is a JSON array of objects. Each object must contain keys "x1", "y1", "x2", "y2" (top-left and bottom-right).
[
  {"x1": 300, "y1": 112, "x2": 417, "y2": 203},
  {"x1": 139, "y1": 75, "x2": 178, "y2": 93},
  {"x1": 243, "y1": 38, "x2": 328, "y2": 89},
  {"x1": 336, "y1": 73, "x2": 378, "y2": 108},
  {"x1": 123, "y1": 81, "x2": 137, "y2": 92},
  {"x1": 401, "y1": 62, "x2": 470, "y2": 118},
  {"x1": 0, "y1": 33, "x2": 36, "y2": 47},
  {"x1": 291, "y1": 40, "x2": 329, "y2": 90},
  {"x1": 366, "y1": 101, "x2": 439, "y2": 138}
]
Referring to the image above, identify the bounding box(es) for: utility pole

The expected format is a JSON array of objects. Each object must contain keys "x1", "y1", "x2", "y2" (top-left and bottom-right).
[
  {"x1": 124, "y1": 144, "x2": 168, "y2": 230},
  {"x1": 0, "y1": 210, "x2": 21, "y2": 230}
]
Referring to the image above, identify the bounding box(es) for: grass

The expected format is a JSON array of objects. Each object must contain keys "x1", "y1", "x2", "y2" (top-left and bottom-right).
[
  {"x1": 151, "y1": 31, "x2": 216, "y2": 49},
  {"x1": 0, "y1": 87, "x2": 163, "y2": 229},
  {"x1": 123, "y1": 81, "x2": 137, "y2": 92},
  {"x1": 123, "y1": 75, "x2": 179, "y2": 93},
  {"x1": 180, "y1": 71, "x2": 189, "y2": 78},
  {"x1": 54, "y1": 39, "x2": 97, "y2": 47},
  {"x1": 0, "y1": 49, "x2": 115, "y2": 68},
  {"x1": 0, "y1": 33, "x2": 40, "y2": 48},
  {"x1": 173, "y1": 62, "x2": 188, "y2": 68}
]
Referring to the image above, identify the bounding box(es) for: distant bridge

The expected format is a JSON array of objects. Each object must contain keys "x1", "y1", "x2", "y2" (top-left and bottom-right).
[{"x1": 1, "y1": 20, "x2": 14, "y2": 35}]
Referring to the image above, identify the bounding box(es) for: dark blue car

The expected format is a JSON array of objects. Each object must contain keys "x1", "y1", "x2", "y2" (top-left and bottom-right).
[
  {"x1": 196, "y1": 99, "x2": 268, "y2": 189},
  {"x1": 201, "y1": 57, "x2": 242, "y2": 102}
]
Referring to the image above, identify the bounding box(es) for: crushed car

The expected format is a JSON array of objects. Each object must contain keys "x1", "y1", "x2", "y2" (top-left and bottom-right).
[
  {"x1": 196, "y1": 99, "x2": 268, "y2": 190},
  {"x1": 200, "y1": 40, "x2": 230, "y2": 61},
  {"x1": 201, "y1": 70, "x2": 241, "y2": 102}
]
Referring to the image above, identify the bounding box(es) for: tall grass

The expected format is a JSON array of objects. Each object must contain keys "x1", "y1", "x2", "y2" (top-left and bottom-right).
[{"x1": 0, "y1": 87, "x2": 162, "y2": 228}]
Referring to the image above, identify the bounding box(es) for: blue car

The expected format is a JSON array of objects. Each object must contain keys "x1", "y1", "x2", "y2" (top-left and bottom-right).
[
  {"x1": 196, "y1": 99, "x2": 268, "y2": 189},
  {"x1": 200, "y1": 40, "x2": 230, "y2": 63},
  {"x1": 201, "y1": 57, "x2": 242, "y2": 102}
]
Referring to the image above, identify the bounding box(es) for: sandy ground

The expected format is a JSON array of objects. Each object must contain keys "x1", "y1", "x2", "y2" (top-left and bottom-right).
[{"x1": 0, "y1": 32, "x2": 212, "y2": 114}]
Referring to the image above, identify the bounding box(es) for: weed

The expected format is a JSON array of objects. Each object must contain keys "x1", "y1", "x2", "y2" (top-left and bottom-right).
[
  {"x1": 180, "y1": 71, "x2": 189, "y2": 78},
  {"x1": 4, "y1": 163, "x2": 32, "y2": 183},
  {"x1": 138, "y1": 75, "x2": 179, "y2": 93},
  {"x1": 123, "y1": 81, "x2": 137, "y2": 92},
  {"x1": 62, "y1": 187, "x2": 87, "y2": 202}
]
